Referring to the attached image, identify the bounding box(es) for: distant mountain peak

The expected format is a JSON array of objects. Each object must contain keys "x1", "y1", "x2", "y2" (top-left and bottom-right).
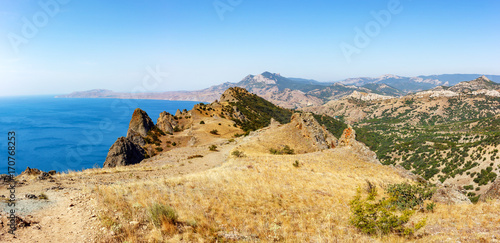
[
  {"x1": 377, "y1": 74, "x2": 402, "y2": 80},
  {"x1": 241, "y1": 72, "x2": 281, "y2": 85}
]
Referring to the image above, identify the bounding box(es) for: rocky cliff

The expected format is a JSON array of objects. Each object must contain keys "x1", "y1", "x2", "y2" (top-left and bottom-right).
[
  {"x1": 127, "y1": 108, "x2": 155, "y2": 137},
  {"x1": 103, "y1": 137, "x2": 145, "y2": 167},
  {"x1": 104, "y1": 108, "x2": 155, "y2": 167}
]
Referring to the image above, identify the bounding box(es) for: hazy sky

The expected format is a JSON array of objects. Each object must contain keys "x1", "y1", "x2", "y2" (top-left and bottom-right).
[{"x1": 1, "y1": 0, "x2": 499, "y2": 96}]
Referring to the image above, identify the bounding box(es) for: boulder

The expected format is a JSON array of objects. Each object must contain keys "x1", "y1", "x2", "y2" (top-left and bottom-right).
[
  {"x1": 127, "y1": 108, "x2": 155, "y2": 137},
  {"x1": 156, "y1": 111, "x2": 178, "y2": 134},
  {"x1": 480, "y1": 178, "x2": 500, "y2": 201},
  {"x1": 103, "y1": 137, "x2": 146, "y2": 168},
  {"x1": 431, "y1": 183, "x2": 471, "y2": 204},
  {"x1": 290, "y1": 113, "x2": 337, "y2": 150}
]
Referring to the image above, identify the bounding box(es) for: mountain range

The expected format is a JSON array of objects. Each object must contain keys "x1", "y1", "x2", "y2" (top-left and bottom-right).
[{"x1": 56, "y1": 72, "x2": 500, "y2": 109}]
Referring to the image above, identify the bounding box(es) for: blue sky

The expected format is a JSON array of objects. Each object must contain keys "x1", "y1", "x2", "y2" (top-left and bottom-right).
[{"x1": 0, "y1": 0, "x2": 499, "y2": 96}]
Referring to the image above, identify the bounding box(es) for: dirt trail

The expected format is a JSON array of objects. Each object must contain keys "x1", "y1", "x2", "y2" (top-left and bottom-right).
[
  {"x1": 0, "y1": 180, "x2": 100, "y2": 242},
  {"x1": 0, "y1": 137, "x2": 238, "y2": 242}
]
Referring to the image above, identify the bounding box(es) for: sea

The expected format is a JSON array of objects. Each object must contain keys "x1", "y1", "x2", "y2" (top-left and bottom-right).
[{"x1": 0, "y1": 96, "x2": 200, "y2": 174}]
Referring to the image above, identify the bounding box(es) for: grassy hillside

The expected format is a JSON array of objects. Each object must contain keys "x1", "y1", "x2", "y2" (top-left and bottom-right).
[{"x1": 222, "y1": 89, "x2": 294, "y2": 132}]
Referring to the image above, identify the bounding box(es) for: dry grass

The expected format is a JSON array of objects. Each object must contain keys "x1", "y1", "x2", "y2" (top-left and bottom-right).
[
  {"x1": 92, "y1": 148, "x2": 425, "y2": 242},
  {"x1": 87, "y1": 121, "x2": 500, "y2": 242}
]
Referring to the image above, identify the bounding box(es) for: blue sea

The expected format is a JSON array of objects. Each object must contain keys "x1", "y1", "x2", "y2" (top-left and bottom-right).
[{"x1": 0, "y1": 96, "x2": 200, "y2": 174}]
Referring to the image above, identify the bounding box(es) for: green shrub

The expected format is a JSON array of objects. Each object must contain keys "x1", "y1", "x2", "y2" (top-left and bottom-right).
[
  {"x1": 232, "y1": 150, "x2": 245, "y2": 158},
  {"x1": 293, "y1": 160, "x2": 300, "y2": 167},
  {"x1": 199, "y1": 120, "x2": 205, "y2": 124},
  {"x1": 209, "y1": 145, "x2": 218, "y2": 151},
  {"x1": 269, "y1": 145, "x2": 295, "y2": 155},
  {"x1": 386, "y1": 182, "x2": 436, "y2": 210},
  {"x1": 38, "y1": 193, "x2": 49, "y2": 200},
  {"x1": 210, "y1": 129, "x2": 219, "y2": 135},
  {"x1": 147, "y1": 203, "x2": 178, "y2": 227},
  {"x1": 426, "y1": 202, "x2": 436, "y2": 212},
  {"x1": 155, "y1": 147, "x2": 163, "y2": 152},
  {"x1": 349, "y1": 186, "x2": 426, "y2": 236}
]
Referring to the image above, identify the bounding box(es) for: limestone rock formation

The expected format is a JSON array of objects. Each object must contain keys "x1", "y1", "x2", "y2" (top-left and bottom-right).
[
  {"x1": 175, "y1": 109, "x2": 182, "y2": 117},
  {"x1": 480, "y1": 178, "x2": 500, "y2": 201},
  {"x1": 127, "y1": 108, "x2": 155, "y2": 137},
  {"x1": 103, "y1": 137, "x2": 146, "y2": 167},
  {"x1": 156, "y1": 111, "x2": 178, "y2": 134},
  {"x1": 290, "y1": 113, "x2": 337, "y2": 150},
  {"x1": 338, "y1": 125, "x2": 356, "y2": 146},
  {"x1": 338, "y1": 125, "x2": 380, "y2": 164},
  {"x1": 431, "y1": 183, "x2": 471, "y2": 204}
]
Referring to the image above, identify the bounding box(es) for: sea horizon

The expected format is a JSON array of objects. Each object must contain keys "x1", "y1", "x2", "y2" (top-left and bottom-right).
[{"x1": 0, "y1": 96, "x2": 200, "y2": 174}]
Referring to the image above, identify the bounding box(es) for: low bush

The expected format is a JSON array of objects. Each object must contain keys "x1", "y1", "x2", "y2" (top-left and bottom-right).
[
  {"x1": 270, "y1": 145, "x2": 295, "y2": 155},
  {"x1": 147, "y1": 203, "x2": 178, "y2": 228},
  {"x1": 350, "y1": 182, "x2": 427, "y2": 237},
  {"x1": 232, "y1": 150, "x2": 245, "y2": 158},
  {"x1": 386, "y1": 182, "x2": 436, "y2": 210}
]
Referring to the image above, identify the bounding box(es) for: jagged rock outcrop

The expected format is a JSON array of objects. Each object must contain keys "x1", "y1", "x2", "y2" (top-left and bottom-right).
[
  {"x1": 127, "y1": 108, "x2": 155, "y2": 137},
  {"x1": 175, "y1": 109, "x2": 182, "y2": 117},
  {"x1": 103, "y1": 137, "x2": 146, "y2": 168},
  {"x1": 480, "y1": 178, "x2": 500, "y2": 201},
  {"x1": 338, "y1": 126, "x2": 380, "y2": 164},
  {"x1": 431, "y1": 183, "x2": 471, "y2": 204},
  {"x1": 338, "y1": 125, "x2": 355, "y2": 146},
  {"x1": 290, "y1": 113, "x2": 337, "y2": 150},
  {"x1": 19, "y1": 167, "x2": 53, "y2": 180},
  {"x1": 21, "y1": 167, "x2": 42, "y2": 176},
  {"x1": 156, "y1": 111, "x2": 178, "y2": 134}
]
